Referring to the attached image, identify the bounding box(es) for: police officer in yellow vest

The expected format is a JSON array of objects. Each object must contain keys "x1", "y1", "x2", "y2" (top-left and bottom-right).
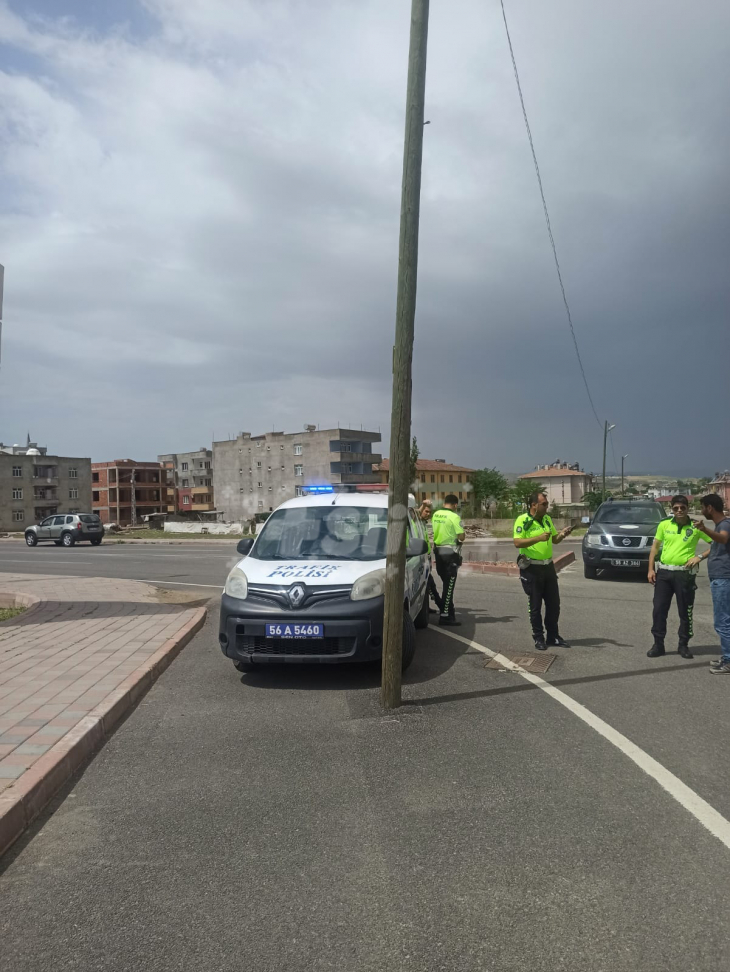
[
  {"x1": 432, "y1": 494, "x2": 465, "y2": 626},
  {"x1": 647, "y1": 494, "x2": 712, "y2": 659},
  {"x1": 513, "y1": 491, "x2": 574, "y2": 650}
]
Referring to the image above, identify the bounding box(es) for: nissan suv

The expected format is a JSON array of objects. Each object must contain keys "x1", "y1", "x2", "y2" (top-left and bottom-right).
[
  {"x1": 582, "y1": 499, "x2": 666, "y2": 578},
  {"x1": 25, "y1": 513, "x2": 105, "y2": 547}
]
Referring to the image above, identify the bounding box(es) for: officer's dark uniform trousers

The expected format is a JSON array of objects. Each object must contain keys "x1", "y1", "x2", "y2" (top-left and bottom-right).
[
  {"x1": 520, "y1": 562, "x2": 560, "y2": 642},
  {"x1": 435, "y1": 547, "x2": 460, "y2": 621},
  {"x1": 651, "y1": 569, "x2": 697, "y2": 650}
]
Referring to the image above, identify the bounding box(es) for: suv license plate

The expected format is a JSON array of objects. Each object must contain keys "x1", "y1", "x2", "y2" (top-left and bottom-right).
[
  {"x1": 265, "y1": 623, "x2": 323, "y2": 639},
  {"x1": 609, "y1": 559, "x2": 641, "y2": 567}
]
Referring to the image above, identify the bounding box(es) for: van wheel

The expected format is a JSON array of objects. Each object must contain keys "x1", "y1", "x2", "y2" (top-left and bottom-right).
[
  {"x1": 61, "y1": 532, "x2": 75, "y2": 547},
  {"x1": 402, "y1": 610, "x2": 416, "y2": 671},
  {"x1": 234, "y1": 659, "x2": 255, "y2": 673},
  {"x1": 583, "y1": 564, "x2": 598, "y2": 579},
  {"x1": 414, "y1": 592, "x2": 430, "y2": 630}
]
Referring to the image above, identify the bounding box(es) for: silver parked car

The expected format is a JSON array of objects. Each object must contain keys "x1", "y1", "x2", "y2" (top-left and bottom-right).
[{"x1": 25, "y1": 513, "x2": 105, "y2": 547}]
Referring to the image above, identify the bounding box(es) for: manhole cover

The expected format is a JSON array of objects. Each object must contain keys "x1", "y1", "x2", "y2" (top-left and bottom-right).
[{"x1": 485, "y1": 651, "x2": 557, "y2": 673}]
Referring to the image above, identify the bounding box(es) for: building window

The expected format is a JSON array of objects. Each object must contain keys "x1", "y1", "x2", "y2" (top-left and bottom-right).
[
  {"x1": 13, "y1": 510, "x2": 24, "y2": 522},
  {"x1": 93, "y1": 491, "x2": 100, "y2": 502},
  {"x1": 205, "y1": 461, "x2": 211, "y2": 469},
  {"x1": 267, "y1": 445, "x2": 271, "y2": 451},
  {"x1": 268, "y1": 486, "x2": 272, "y2": 492},
  {"x1": 343, "y1": 464, "x2": 352, "y2": 473},
  {"x1": 420, "y1": 475, "x2": 425, "y2": 483},
  {"x1": 458, "y1": 474, "x2": 462, "y2": 483},
  {"x1": 258, "y1": 482, "x2": 263, "y2": 488},
  {"x1": 280, "y1": 445, "x2": 284, "y2": 451},
  {"x1": 256, "y1": 461, "x2": 262, "y2": 468},
  {"x1": 183, "y1": 495, "x2": 191, "y2": 505},
  {"x1": 294, "y1": 445, "x2": 303, "y2": 456},
  {"x1": 281, "y1": 465, "x2": 285, "y2": 471},
  {"x1": 459, "y1": 492, "x2": 463, "y2": 500},
  {"x1": 92, "y1": 472, "x2": 99, "y2": 483},
  {"x1": 69, "y1": 488, "x2": 78, "y2": 500},
  {"x1": 182, "y1": 479, "x2": 189, "y2": 488},
  {"x1": 12, "y1": 487, "x2": 23, "y2": 500},
  {"x1": 341, "y1": 442, "x2": 352, "y2": 452},
  {"x1": 69, "y1": 468, "x2": 78, "y2": 479},
  {"x1": 281, "y1": 485, "x2": 286, "y2": 490},
  {"x1": 449, "y1": 475, "x2": 453, "y2": 483},
  {"x1": 267, "y1": 466, "x2": 271, "y2": 472},
  {"x1": 295, "y1": 486, "x2": 303, "y2": 497},
  {"x1": 12, "y1": 466, "x2": 22, "y2": 478},
  {"x1": 182, "y1": 462, "x2": 188, "y2": 471},
  {"x1": 430, "y1": 475, "x2": 435, "y2": 483},
  {"x1": 294, "y1": 465, "x2": 303, "y2": 477}
]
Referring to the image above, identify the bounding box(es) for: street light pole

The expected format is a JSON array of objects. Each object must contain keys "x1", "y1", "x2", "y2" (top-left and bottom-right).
[
  {"x1": 602, "y1": 421, "x2": 616, "y2": 502},
  {"x1": 621, "y1": 454, "x2": 629, "y2": 497},
  {"x1": 381, "y1": 0, "x2": 430, "y2": 710}
]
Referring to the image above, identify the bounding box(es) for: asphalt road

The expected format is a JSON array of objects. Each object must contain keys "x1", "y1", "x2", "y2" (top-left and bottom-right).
[
  {"x1": 0, "y1": 539, "x2": 236, "y2": 590},
  {"x1": 2, "y1": 555, "x2": 729, "y2": 970}
]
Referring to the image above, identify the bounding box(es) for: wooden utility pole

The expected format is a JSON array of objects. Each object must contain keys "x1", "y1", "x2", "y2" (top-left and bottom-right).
[{"x1": 381, "y1": 0, "x2": 430, "y2": 710}]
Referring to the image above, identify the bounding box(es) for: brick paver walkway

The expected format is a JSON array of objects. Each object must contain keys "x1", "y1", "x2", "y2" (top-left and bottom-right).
[{"x1": 0, "y1": 574, "x2": 205, "y2": 795}]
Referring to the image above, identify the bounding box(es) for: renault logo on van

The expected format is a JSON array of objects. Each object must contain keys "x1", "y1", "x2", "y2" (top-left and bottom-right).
[{"x1": 288, "y1": 584, "x2": 305, "y2": 608}]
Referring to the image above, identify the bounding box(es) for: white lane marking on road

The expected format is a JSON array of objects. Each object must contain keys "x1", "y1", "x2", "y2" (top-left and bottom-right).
[
  {"x1": 0, "y1": 558, "x2": 93, "y2": 565},
  {"x1": 129, "y1": 578, "x2": 222, "y2": 589},
  {"x1": 432, "y1": 625, "x2": 730, "y2": 851}
]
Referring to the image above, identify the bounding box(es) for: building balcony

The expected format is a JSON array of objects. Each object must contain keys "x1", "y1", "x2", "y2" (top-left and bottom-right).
[
  {"x1": 191, "y1": 486, "x2": 214, "y2": 496},
  {"x1": 192, "y1": 502, "x2": 215, "y2": 512},
  {"x1": 338, "y1": 473, "x2": 382, "y2": 485},
  {"x1": 336, "y1": 452, "x2": 382, "y2": 464}
]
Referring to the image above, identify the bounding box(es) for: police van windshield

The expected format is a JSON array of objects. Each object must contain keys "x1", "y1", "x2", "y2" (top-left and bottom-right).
[
  {"x1": 251, "y1": 506, "x2": 389, "y2": 561},
  {"x1": 595, "y1": 505, "x2": 664, "y2": 525}
]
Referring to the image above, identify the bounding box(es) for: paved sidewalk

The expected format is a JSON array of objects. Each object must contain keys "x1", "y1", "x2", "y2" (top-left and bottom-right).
[{"x1": 0, "y1": 573, "x2": 206, "y2": 854}]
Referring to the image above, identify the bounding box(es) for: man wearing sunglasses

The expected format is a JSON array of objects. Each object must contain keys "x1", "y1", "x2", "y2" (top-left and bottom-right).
[{"x1": 647, "y1": 494, "x2": 712, "y2": 659}]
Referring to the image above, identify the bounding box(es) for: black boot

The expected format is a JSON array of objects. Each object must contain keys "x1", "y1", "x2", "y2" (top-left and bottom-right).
[
  {"x1": 647, "y1": 644, "x2": 666, "y2": 658},
  {"x1": 678, "y1": 646, "x2": 694, "y2": 659}
]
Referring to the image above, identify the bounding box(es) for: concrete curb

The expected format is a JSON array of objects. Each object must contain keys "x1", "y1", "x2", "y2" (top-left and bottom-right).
[
  {"x1": 0, "y1": 605, "x2": 207, "y2": 859},
  {"x1": 0, "y1": 537, "x2": 241, "y2": 546},
  {"x1": 461, "y1": 551, "x2": 576, "y2": 577}
]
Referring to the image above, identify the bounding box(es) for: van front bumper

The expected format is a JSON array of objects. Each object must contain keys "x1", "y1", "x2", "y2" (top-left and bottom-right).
[{"x1": 218, "y1": 592, "x2": 386, "y2": 664}]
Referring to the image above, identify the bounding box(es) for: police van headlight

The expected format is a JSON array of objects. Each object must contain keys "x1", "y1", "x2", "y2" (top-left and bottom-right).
[
  {"x1": 224, "y1": 566, "x2": 248, "y2": 600},
  {"x1": 586, "y1": 534, "x2": 603, "y2": 546},
  {"x1": 350, "y1": 569, "x2": 386, "y2": 601}
]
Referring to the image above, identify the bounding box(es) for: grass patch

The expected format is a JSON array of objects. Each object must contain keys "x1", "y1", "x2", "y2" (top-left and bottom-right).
[{"x1": 0, "y1": 606, "x2": 26, "y2": 622}]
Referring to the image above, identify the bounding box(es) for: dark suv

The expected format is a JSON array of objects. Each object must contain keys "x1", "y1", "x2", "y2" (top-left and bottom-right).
[{"x1": 582, "y1": 500, "x2": 666, "y2": 579}]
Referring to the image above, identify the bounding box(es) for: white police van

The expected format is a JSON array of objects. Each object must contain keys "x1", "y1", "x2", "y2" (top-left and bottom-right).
[{"x1": 218, "y1": 486, "x2": 431, "y2": 673}]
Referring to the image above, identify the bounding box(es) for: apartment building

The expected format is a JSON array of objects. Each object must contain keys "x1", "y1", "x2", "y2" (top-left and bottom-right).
[
  {"x1": 519, "y1": 461, "x2": 594, "y2": 507},
  {"x1": 375, "y1": 458, "x2": 475, "y2": 506},
  {"x1": 91, "y1": 460, "x2": 165, "y2": 526},
  {"x1": 0, "y1": 448, "x2": 91, "y2": 531},
  {"x1": 157, "y1": 448, "x2": 214, "y2": 513},
  {"x1": 214, "y1": 427, "x2": 381, "y2": 520}
]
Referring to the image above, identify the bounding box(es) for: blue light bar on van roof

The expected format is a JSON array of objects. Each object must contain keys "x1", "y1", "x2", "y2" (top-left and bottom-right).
[{"x1": 304, "y1": 485, "x2": 334, "y2": 494}]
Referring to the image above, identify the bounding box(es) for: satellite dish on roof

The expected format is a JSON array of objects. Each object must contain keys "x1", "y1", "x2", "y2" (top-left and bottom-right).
[{"x1": 26, "y1": 448, "x2": 41, "y2": 455}]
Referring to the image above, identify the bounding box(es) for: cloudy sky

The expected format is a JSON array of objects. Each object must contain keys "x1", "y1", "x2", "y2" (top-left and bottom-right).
[{"x1": 0, "y1": 0, "x2": 728, "y2": 477}]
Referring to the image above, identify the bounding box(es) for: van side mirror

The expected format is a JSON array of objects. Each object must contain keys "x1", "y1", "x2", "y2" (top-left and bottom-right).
[
  {"x1": 236, "y1": 538, "x2": 254, "y2": 556},
  {"x1": 406, "y1": 537, "x2": 428, "y2": 558}
]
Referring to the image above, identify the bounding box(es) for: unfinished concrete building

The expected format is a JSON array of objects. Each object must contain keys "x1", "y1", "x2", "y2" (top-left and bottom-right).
[{"x1": 91, "y1": 460, "x2": 165, "y2": 526}]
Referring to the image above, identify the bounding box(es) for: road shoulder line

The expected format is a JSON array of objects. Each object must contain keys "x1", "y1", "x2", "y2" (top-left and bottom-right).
[{"x1": 432, "y1": 625, "x2": 730, "y2": 851}]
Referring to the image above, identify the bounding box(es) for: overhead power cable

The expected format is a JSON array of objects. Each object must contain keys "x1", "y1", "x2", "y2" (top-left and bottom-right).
[{"x1": 498, "y1": 0, "x2": 603, "y2": 430}]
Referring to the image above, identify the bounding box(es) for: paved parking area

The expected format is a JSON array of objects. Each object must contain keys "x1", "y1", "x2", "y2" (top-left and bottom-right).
[{"x1": 1, "y1": 565, "x2": 728, "y2": 971}]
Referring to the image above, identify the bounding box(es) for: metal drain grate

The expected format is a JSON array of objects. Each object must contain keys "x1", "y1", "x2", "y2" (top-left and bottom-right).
[{"x1": 485, "y1": 651, "x2": 557, "y2": 673}]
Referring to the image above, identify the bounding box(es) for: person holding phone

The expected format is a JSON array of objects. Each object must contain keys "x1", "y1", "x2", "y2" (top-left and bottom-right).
[
  {"x1": 513, "y1": 491, "x2": 574, "y2": 651},
  {"x1": 647, "y1": 494, "x2": 712, "y2": 659}
]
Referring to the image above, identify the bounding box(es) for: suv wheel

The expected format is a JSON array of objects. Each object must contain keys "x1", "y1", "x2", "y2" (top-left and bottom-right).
[
  {"x1": 90, "y1": 538, "x2": 102, "y2": 546},
  {"x1": 583, "y1": 564, "x2": 598, "y2": 579},
  {"x1": 234, "y1": 659, "x2": 255, "y2": 673},
  {"x1": 61, "y1": 532, "x2": 75, "y2": 547},
  {"x1": 25, "y1": 533, "x2": 38, "y2": 547},
  {"x1": 402, "y1": 609, "x2": 416, "y2": 671}
]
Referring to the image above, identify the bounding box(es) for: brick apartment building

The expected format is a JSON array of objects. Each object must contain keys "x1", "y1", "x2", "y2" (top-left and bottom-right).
[
  {"x1": 0, "y1": 442, "x2": 91, "y2": 531},
  {"x1": 214, "y1": 427, "x2": 381, "y2": 521},
  {"x1": 157, "y1": 448, "x2": 214, "y2": 514},
  {"x1": 374, "y1": 458, "x2": 475, "y2": 506},
  {"x1": 91, "y1": 460, "x2": 166, "y2": 526}
]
